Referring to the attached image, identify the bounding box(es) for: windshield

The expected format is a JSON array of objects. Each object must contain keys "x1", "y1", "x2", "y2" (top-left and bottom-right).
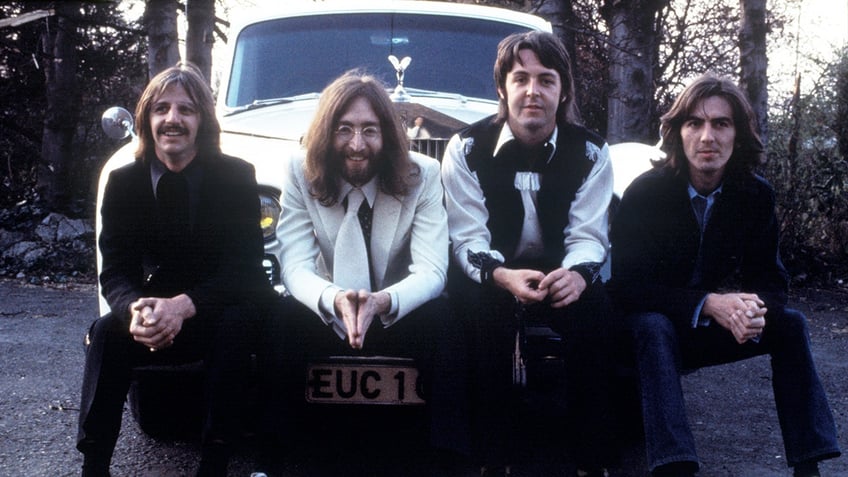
[{"x1": 225, "y1": 12, "x2": 534, "y2": 108}]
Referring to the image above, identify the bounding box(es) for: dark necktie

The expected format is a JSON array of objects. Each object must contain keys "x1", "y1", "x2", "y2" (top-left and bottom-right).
[
  {"x1": 358, "y1": 198, "x2": 376, "y2": 289},
  {"x1": 357, "y1": 198, "x2": 372, "y2": 249},
  {"x1": 690, "y1": 195, "x2": 708, "y2": 285},
  {"x1": 157, "y1": 171, "x2": 190, "y2": 243},
  {"x1": 692, "y1": 195, "x2": 708, "y2": 231}
]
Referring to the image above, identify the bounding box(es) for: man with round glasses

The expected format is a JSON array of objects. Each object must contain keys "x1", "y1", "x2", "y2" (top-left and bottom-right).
[
  {"x1": 263, "y1": 70, "x2": 469, "y2": 473},
  {"x1": 334, "y1": 124, "x2": 381, "y2": 141}
]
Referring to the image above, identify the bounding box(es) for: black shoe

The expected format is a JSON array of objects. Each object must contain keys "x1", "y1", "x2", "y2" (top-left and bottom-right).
[
  {"x1": 428, "y1": 449, "x2": 473, "y2": 476},
  {"x1": 196, "y1": 441, "x2": 231, "y2": 477},
  {"x1": 794, "y1": 461, "x2": 821, "y2": 477},
  {"x1": 576, "y1": 468, "x2": 609, "y2": 477},
  {"x1": 81, "y1": 454, "x2": 111, "y2": 477},
  {"x1": 256, "y1": 433, "x2": 293, "y2": 477},
  {"x1": 652, "y1": 461, "x2": 697, "y2": 477},
  {"x1": 196, "y1": 456, "x2": 229, "y2": 477},
  {"x1": 480, "y1": 464, "x2": 511, "y2": 476}
]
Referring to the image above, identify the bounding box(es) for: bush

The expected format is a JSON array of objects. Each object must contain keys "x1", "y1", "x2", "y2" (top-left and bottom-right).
[{"x1": 764, "y1": 48, "x2": 848, "y2": 288}]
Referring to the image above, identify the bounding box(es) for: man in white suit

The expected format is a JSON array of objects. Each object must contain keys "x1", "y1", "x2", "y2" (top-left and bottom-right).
[{"x1": 266, "y1": 70, "x2": 468, "y2": 473}]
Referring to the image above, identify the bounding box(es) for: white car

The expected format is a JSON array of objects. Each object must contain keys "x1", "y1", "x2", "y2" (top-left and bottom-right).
[{"x1": 97, "y1": 0, "x2": 655, "y2": 315}]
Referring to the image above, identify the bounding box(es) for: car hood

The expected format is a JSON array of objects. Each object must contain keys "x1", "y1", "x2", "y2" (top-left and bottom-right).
[
  {"x1": 220, "y1": 93, "x2": 498, "y2": 140},
  {"x1": 219, "y1": 132, "x2": 294, "y2": 193}
]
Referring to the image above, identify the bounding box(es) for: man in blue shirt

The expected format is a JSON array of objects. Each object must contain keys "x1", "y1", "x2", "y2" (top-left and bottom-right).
[{"x1": 609, "y1": 74, "x2": 841, "y2": 477}]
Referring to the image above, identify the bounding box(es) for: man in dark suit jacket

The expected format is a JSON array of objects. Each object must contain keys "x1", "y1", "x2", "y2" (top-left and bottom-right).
[
  {"x1": 77, "y1": 63, "x2": 270, "y2": 477},
  {"x1": 609, "y1": 74, "x2": 840, "y2": 477}
]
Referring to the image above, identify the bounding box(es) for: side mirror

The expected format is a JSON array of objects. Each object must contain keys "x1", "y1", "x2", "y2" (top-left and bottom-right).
[{"x1": 101, "y1": 106, "x2": 135, "y2": 140}]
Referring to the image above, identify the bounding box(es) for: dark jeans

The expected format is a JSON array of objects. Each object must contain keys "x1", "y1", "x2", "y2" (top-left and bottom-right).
[
  {"x1": 261, "y1": 295, "x2": 470, "y2": 455},
  {"x1": 451, "y1": 276, "x2": 620, "y2": 469},
  {"x1": 77, "y1": 303, "x2": 260, "y2": 464},
  {"x1": 625, "y1": 308, "x2": 841, "y2": 472}
]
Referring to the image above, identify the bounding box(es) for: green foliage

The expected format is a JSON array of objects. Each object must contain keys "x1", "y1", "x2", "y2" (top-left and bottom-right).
[
  {"x1": 1, "y1": 3, "x2": 47, "y2": 207},
  {"x1": 0, "y1": 0, "x2": 844, "y2": 283},
  {"x1": 764, "y1": 47, "x2": 848, "y2": 285},
  {"x1": 0, "y1": 1, "x2": 146, "y2": 213},
  {"x1": 837, "y1": 49, "x2": 848, "y2": 160}
]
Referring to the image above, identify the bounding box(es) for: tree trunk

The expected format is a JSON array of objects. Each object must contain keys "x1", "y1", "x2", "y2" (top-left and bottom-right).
[
  {"x1": 532, "y1": 0, "x2": 578, "y2": 76},
  {"x1": 534, "y1": 0, "x2": 603, "y2": 127},
  {"x1": 602, "y1": 0, "x2": 666, "y2": 143},
  {"x1": 186, "y1": 0, "x2": 215, "y2": 83},
  {"x1": 787, "y1": 73, "x2": 800, "y2": 177},
  {"x1": 834, "y1": 54, "x2": 848, "y2": 161},
  {"x1": 739, "y1": 0, "x2": 768, "y2": 147},
  {"x1": 39, "y1": 1, "x2": 80, "y2": 212},
  {"x1": 144, "y1": 0, "x2": 180, "y2": 79}
]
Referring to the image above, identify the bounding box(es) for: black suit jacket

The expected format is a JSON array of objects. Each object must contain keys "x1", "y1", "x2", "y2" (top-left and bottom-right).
[
  {"x1": 609, "y1": 166, "x2": 789, "y2": 327},
  {"x1": 98, "y1": 153, "x2": 268, "y2": 321}
]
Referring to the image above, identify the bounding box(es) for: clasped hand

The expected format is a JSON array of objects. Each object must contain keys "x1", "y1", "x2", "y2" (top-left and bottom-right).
[
  {"x1": 493, "y1": 266, "x2": 587, "y2": 308},
  {"x1": 704, "y1": 292, "x2": 767, "y2": 344},
  {"x1": 334, "y1": 289, "x2": 391, "y2": 349},
  {"x1": 129, "y1": 294, "x2": 196, "y2": 351}
]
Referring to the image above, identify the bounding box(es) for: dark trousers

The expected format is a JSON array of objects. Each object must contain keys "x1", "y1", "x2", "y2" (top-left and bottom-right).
[
  {"x1": 625, "y1": 308, "x2": 841, "y2": 472},
  {"x1": 261, "y1": 295, "x2": 470, "y2": 455},
  {"x1": 450, "y1": 275, "x2": 619, "y2": 469},
  {"x1": 77, "y1": 303, "x2": 260, "y2": 463}
]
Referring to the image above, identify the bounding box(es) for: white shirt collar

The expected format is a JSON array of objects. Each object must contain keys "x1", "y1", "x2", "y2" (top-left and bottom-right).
[
  {"x1": 493, "y1": 123, "x2": 558, "y2": 164},
  {"x1": 339, "y1": 177, "x2": 378, "y2": 208}
]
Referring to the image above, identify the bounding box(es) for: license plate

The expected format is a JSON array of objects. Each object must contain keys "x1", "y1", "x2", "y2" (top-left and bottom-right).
[{"x1": 305, "y1": 356, "x2": 425, "y2": 405}]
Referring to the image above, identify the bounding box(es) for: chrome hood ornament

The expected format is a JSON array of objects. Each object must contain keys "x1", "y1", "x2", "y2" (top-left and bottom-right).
[{"x1": 388, "y1": 55, "x2": 412, "y2": 102}]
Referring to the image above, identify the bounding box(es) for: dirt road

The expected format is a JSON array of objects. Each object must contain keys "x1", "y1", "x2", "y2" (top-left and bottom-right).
[{"x1": 0, "y1": 279, "x2": 845, "y2": 476}]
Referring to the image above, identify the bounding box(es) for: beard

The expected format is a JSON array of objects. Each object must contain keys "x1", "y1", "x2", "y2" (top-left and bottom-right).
[{"x1": 335, "y1": 149, "x2": 379, "y2": 186}]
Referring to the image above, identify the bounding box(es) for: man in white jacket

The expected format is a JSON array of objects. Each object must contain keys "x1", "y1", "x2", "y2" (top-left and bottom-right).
[{"x1": 267, "y1": 70, "x2": 468, "y2": 472}]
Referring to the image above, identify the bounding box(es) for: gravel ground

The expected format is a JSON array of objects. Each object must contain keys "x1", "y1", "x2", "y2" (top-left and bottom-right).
[{"x1": 0, "y1": 279, "x2": 845, "y2": 476}]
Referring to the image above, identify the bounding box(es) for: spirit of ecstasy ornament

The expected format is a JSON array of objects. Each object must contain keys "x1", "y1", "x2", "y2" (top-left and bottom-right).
[{"x1": 388, "y1": 55, "x2": 412, "y2": 102}]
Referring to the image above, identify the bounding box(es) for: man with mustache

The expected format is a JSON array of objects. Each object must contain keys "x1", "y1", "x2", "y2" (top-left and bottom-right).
[
  {"x1": 441, "y1": 31, "x2": 618, "y2": 476},
  {"x1": 609, "y1": 74, "x2": 841, "y2": 476},
  {"x1": 78, "y1": 63, "x2": 271, "y2": 476},
  {"x1": 268, "y1": 70, "x2": 468, "y2": 473}
]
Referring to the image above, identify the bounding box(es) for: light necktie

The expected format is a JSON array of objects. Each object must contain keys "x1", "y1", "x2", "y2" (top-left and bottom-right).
[{"x1": 333, "y1": 188, "x2": 371, "y2": 291}]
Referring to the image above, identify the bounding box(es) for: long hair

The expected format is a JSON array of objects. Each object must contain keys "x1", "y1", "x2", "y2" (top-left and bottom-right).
[
  {"x1": 134, "y1": 62, "x2": 221, "y2": 162},
  {"x1": 303, "y1": 70, "x2": 413, "y2": 206},
  {"x1": 493, "y1": 31, "x2": 580, "y2": 125},
  {"x1": 658, "y1": 73, "x2": 764, "y2": 177}
]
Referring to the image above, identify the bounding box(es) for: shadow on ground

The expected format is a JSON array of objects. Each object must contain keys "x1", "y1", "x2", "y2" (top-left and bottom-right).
[{"x1": 0, "y1": 280, "x2": 845, "y2": 476}]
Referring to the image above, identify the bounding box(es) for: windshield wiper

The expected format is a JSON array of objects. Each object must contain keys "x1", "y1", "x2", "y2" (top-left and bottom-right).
[
  {"x1": 397, "y1": 87, "x2": 489, "y2": 103},
  {"x1": 224, "y1": 93, "x2": 320, "y2": 116}
]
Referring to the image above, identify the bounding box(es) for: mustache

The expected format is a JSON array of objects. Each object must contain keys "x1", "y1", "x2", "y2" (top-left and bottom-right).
[{"x1": 157, "y1": 125, "x2": 189, "y2": 135}]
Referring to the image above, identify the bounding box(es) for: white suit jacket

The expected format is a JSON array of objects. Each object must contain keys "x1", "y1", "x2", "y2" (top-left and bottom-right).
[{"x1": 277, "y1": 150, "x2": 448, "y2": 328}]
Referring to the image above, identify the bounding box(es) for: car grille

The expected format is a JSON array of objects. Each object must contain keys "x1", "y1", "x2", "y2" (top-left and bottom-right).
[{"x1": 410, "y1": 138, "x2": 449, "y2": 161}]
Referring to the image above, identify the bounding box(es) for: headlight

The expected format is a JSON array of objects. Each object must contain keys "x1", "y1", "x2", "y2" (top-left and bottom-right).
[{"x1": 259, "y1": 191, "x2": 281, "y2": 242}]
